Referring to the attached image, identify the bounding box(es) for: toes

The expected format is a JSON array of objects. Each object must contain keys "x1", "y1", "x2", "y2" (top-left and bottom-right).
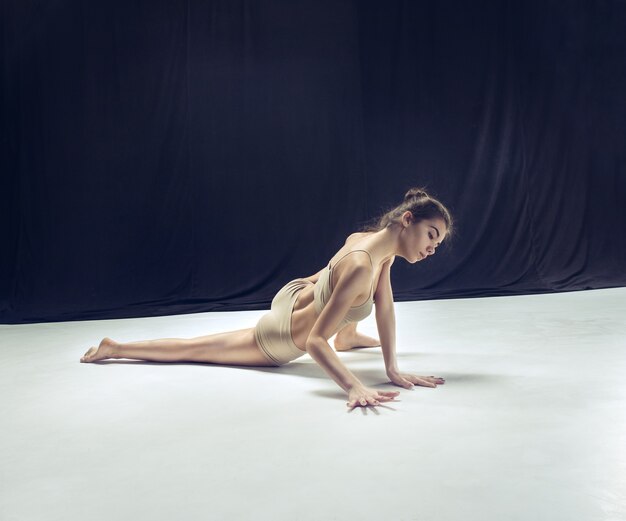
[{"x1": 81, "y1": 346, "x2": 97, "y2": 362}]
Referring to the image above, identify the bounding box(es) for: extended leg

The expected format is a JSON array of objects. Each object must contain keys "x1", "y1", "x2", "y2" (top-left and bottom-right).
[
  {"x1": 333, "y1": 322, "x2": 381, "y2": 351},
  {"x1": 80, "y1": 328, "x2": 275, "y2": 366}
]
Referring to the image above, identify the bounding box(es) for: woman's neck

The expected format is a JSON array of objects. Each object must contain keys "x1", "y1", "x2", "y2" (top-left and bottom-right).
[{"x1": 359, "y1": 226, "x2": 402, "y2": 266}]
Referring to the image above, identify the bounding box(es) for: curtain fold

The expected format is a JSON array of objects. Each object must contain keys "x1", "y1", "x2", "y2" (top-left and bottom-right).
[{"x1": 2, "y1": 0, "x2": 625, "y2": 323}]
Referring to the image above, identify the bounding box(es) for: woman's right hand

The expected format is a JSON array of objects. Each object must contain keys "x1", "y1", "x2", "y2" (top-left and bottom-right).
[{"x1": 347, "y1": 385, "x2": 400, "y2": 409}]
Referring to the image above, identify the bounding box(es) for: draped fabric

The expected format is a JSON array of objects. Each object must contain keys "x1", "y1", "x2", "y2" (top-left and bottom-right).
[{"x1": 2, "y1": 0, "x2": 625, "y2": 323}]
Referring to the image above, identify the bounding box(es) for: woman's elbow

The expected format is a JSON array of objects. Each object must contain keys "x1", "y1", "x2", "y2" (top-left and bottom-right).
[{"x1": 305, "y1": 335, "x2": 325, "y2": 354}]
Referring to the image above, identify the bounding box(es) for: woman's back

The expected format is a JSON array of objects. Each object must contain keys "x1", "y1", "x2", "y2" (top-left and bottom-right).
[{"x1": 289, "y1": 232, "x2": 380, "y2": 349}]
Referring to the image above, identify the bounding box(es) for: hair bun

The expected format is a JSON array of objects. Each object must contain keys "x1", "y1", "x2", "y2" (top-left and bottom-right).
[{"x1": 404, "y1": 187, "x2": 429, "y2": 201}]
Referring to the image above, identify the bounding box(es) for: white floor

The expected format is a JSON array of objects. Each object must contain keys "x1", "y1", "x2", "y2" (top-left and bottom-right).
[{"x1": 1, "y1": 288, "x2": 625, "y2": 521}]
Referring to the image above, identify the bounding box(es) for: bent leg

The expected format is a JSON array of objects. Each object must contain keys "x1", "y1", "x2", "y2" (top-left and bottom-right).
[
  {"x1": 334, "y1": 322, "x2": 381, "y2": 351},
  {"x1": 80, "y1": 328, "x2": 276, "y2": 366}
]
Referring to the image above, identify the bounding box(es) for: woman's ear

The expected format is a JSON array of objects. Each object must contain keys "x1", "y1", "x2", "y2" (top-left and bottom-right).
[{"x1": 401, "y1": 211, "x2": 413, "y2": 227}]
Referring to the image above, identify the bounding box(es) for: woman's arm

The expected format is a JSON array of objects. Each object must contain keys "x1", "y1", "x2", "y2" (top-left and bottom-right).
[
  {"x1": 373, "y1": 257, "x2": 399, "y2": 375},
  {"x1": 305, "y1": 260, "x2": 371, "y2": 392},
  {"x1": 374, "y1": 257, "x2": 446, "y2": 390},
  {"x1": 306, "y1": 259, "x2": 400, "y2": 408}
]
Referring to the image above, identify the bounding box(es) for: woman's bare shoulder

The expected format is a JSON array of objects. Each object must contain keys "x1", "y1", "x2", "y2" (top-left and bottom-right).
[
  {"x1": 335, "y1": 232, "x2": 374, "y2": 265},
  {"x1": 330, "y1": 233, "x2": 374, "y2": 270},
  {"x1": 344, "y1": 231, "x2": 370, "y2": 244}
]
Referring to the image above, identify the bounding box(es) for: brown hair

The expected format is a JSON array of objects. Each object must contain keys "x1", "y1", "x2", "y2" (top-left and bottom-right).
[{"x1": 361, "y1": 187, "x2": 454, "y2": 237}]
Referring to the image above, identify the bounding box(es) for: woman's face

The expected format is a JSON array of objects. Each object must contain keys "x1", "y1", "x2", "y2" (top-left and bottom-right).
[{"x1": 400, "y1": 215, "x2": 447, "y2": 264}]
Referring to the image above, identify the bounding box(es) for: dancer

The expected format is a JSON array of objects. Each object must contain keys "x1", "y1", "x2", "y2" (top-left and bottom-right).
[{"x1": 81, "y1": 188, "x2": 453, "y2": 409}]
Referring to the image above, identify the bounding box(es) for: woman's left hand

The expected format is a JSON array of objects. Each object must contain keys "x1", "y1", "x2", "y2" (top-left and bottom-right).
[{"x1": 387, "y1": 370, "x2": 445, "y2": 389}]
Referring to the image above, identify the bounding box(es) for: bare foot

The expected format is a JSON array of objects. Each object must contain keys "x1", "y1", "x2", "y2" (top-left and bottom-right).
[
  {"x1": 80, "y1": 337, "x2": 118, "y2": 363},
  {"x1": 334, "y1": 332, "x2": 381, "y2": 352}
]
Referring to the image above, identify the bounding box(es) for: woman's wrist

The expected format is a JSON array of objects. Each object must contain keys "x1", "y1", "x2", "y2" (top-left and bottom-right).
[
  {"x1": 386, "y1": 366, "x2": 399, "y2": 377},
  {"x1": 346, "y1": 380, "x2": 366, "y2": 392}
]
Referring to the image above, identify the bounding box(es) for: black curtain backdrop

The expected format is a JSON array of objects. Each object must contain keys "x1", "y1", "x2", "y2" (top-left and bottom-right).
[{"x1": 2, "y1": 0, "x2": 625, "y2": 324}]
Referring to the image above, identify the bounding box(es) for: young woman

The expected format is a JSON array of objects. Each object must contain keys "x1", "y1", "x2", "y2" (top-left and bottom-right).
[{"x1": 81, "y1": 188, "x2": 453, "y2": 409}]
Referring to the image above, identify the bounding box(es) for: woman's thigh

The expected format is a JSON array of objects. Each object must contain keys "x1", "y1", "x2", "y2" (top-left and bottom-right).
[{"x1": 188, "y1": 328, "x2": 276, "y2": 366}]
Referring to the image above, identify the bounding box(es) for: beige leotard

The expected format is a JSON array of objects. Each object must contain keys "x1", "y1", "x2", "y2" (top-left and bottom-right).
[
  {"x1": 254, "y1": 250, "x2": 375, "y2": 366},
  {"x1": 313, "y1": 249, "x2": 374, "y2": 327}
]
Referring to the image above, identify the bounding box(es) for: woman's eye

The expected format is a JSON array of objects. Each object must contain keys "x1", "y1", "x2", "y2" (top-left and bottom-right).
[{"x1": 428, "y1": 233, "x2": 433, "y2": 240}]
